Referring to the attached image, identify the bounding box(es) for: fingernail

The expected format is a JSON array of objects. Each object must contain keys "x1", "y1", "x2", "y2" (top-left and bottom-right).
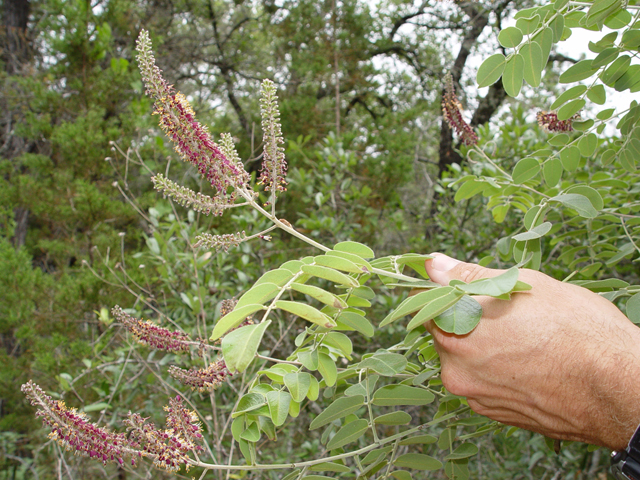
[{"x1": 430, "y1": 253, "x2": 461, "y2": 272}]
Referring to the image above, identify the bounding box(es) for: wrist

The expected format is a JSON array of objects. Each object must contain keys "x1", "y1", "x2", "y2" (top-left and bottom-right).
[{"x1": 592, "y1": 326, "x2": 640, "y2": 450}]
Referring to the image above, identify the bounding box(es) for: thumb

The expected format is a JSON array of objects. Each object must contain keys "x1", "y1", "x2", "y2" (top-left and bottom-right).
[{"x1": 425, "y1": 253, "x2": 503, "y2": 286}]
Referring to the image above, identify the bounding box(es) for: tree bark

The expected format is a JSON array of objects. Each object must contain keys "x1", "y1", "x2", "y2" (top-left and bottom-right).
[
  {"x1": 2, "y1": 0, "x2": 31, "y2": 247},
  {"x1": 1, "y1": 0, "x2": 30, "y2": 74}
]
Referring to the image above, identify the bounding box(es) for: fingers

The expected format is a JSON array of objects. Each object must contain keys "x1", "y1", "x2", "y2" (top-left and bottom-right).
[{"x1": 425, "y1": 253, "x2": 505, "y2": 286}]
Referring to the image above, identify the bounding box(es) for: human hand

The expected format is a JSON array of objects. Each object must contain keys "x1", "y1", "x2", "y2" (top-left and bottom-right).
[{"x1": 424, "y1": 253, "x2": 640, "y2": 450}]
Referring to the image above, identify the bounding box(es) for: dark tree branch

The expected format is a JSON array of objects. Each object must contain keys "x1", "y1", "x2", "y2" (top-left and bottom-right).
[{"x1": 389, "y1": 0, "x2": 429, "y2": 39}]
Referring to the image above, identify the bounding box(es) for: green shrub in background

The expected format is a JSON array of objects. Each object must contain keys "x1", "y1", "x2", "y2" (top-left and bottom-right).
[{"x1": 13, "y1": 1, "x2": 640, "y2": 479}]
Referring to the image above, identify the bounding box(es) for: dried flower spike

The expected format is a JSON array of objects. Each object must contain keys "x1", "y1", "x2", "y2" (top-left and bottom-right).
[
  {"x1": 21, "y1": 381, "x2": 135, "y2": 467},
  {"x1": 258, "y1": 79, "x2": 288, "y2": 194},
  {"x1": 536, "y1": 111, "x2": 579, "y2": 133},
  {"x1": 135, "y1": 30, "x2": 249, "y2": 202},
  {"x1": 112, "y1": 306, "x2": 191, "y2": 354},
  {"x1": 152, "y1": 174, "x2": 230, "y2": 216},
  {"x1": 442, "y1": 73, "x2": 478, "y2": 146},
  {"x1": 193, "y1": 231, "x2": 247, "y2": 252},
  {"x1": 168, "y1": 359, "x2": 231, "y2": 392}
]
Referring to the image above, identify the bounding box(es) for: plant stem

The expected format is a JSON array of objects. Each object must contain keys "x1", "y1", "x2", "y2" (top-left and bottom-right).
[{"x1": 188, "y1": 407, "x2": 470, "y2": 471}]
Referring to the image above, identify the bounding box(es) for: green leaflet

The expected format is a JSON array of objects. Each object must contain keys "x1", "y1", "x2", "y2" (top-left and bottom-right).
[
  {"x1": 222, "y1": 321, "x2": 271, "y2": 373},
  {"x1": 405, "y1": 289, "x2": 465, "y2": 330},
  {"x1": 390, "y1": 471, "x2": 413, "y2": 480},
  {"x1": 502, "y1": 53, "x2": 525, "y2": 97},
  {"x1": 372, "y1": 385, "x2": 435, "y2": 406},
  {"x1": 210, "y1": 303, "x2": 266, "y2": 341},
  {"x1": 626, "y1": 292, "x2": 640, "y2": 324},
  {"x1": 380, "y1": 286, "x2": 456, "y2": 327},
  {"x1": 592, "y1": 47, "x2": 619, "y2": 69},
  {"x1": 433, "y1": 296, "x2": 483, "y2": 335},
  {"x1": 235, "y1": 282, "x2": 281, "y2": 309},
  {"x1": 275, "y1": 300, "x2": 337, "y2": 328},
  {"x1": 600, "y1": 55, "x2": 631, "y2": 86},
  {"x1": 543, "y1": 158, "x2": 563, "y2": 187},
  {"x1": 289, "y1": 283, "x2": 347, "y2": 309},
  {"x1": 374, "y1": 411, "x2": 412, "y2": 425},
  {"x1": 512, "y1": 222, "x2": 553, "y2": 242},
  {"x1": 477, "y1": 53, "x2": 506, "y2": 87},
  {"x1": 587, "y1": 84, "x2": 607, "y2": 104},
  {"x1": 337, "y1": 311, "x2": 374, "y2": 337},
  {"x1": 498, "y1": 27, "x2": 523, "y2": 48},
  {"x1": 301, "y1": 264, "x2": 359, "y2": 288},
  {"x1": 444, "y1": 443, "x2": 479, "y2": 461},
  {"x1": 326, "y1": 250, "x2": 373, "y2": 270},
  {"x1": 521, "y1": 41, "x2": 543, "y2": 87},
  {"x1": 578, "y1": 133, "x2": 598, "y2": 157},
  {"x1": 318, "y1": 352, "x2": 337, "y2": 387},
  {"x1": 254, "y1": 268, "x2": 294, "y2": 287},
  {"x1": 550, "y1": 85, "x2": 587, "y2": 110},
  {"x1": 565, "y1": 185, "x2": 604, "y2": 211},
  {"x1": 515, "y1": 14, "x2": 540, "y2": 34},
  {"x1": 309, "y1": 395, "x2": 365, "y2": 430},
  {"x1": 559, "y1": 59, "x2": 598, "y2": 83},
  {"x1": 284, "y1": 372, "x2": 312, "y2": 403},
  {"x1": 512, "y1": 157, "x2": 540, "y2": 184},
  {"x1": 233, "y1": 393, "x2": 266, "y2": 417},
  {"x1": 557, "y1": 98, "x2": 585, "y2": 121},
  {"x1": 399, "y1": 434, "x2": 438, "y2": 445},
  {"x1": 266, "y1": 391, "x2": 291, "y2": 427},
  {"x1": 333, "y1": 240, "x2": 375, "y2": 259},
  {"x1": 551, "y1": 194, "x2": 598, "y2": 218},
  {"x1": 358, "y1": 351, "x2": 407, "y2": 376},
  {"x1": 345, "y1": 374, "x2": 379, "y2": 397},
  {"x1": 308, "y1": 462, "x2": 351, "y2": 473},
  {"x1": 324, "y1": 332, "x2": 353, "y2": 357},
  {"x1": 586, "y1": 0, "x2": 622, "y2": 27},
  {"x1": 560, "y1": 145, "x2": 581, "y2": 172},
  {"x1": 313, "y1": 254, "x2": 366, "y2": 274},
  {"x1": 326, "y1": 419, "x2": 369, "y2": 450},
  {"x1": 393, "y1": 453, "x2": 443, "y2": 471}
]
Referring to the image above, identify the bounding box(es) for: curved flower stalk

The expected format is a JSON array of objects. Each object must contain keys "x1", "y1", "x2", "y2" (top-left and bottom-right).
[{"x1": 442, "y1": 73, "x2": 478, "y2": 146}]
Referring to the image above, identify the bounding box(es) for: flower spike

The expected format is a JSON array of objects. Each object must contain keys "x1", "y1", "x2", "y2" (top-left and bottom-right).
[
  {"x1": 258, "y1": 79, "x2": 287, "y2": 196},
  {"x1": 112, "y1": 306, "x2": 192, "y2": 354},
  {"x1": 442, "y1": 73, "x2": 478, "y2": 146},
  {"x1": 21, "y1": 381, "x2": 135, "y2": 467},
  {"x1": 135, "y1": 30, "x2": 250, "y2": 202}
]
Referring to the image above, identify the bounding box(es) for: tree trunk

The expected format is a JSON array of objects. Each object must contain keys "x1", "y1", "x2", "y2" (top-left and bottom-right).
[{"x1": 2, "y1": 0, "x2": 30, "y2": 74}]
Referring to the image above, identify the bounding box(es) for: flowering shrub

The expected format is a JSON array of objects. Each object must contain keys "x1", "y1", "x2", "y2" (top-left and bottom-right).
[{"x1": 21, "y1": 0, "x2": 640, "y2": 474}]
